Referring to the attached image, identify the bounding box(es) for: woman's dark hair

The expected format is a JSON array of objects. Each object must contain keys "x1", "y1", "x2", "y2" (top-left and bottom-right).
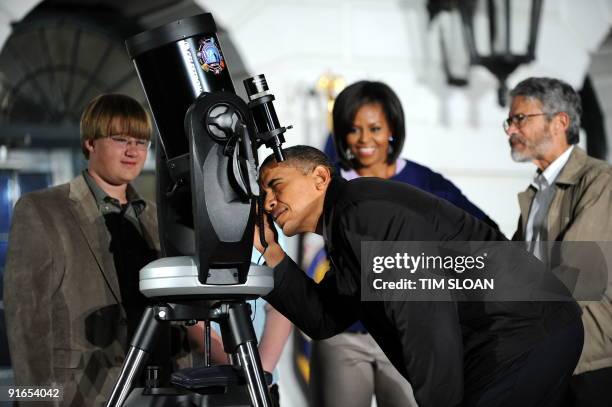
[{"x1": 332, "y1": 80, "x2": 405, "y2": 170}]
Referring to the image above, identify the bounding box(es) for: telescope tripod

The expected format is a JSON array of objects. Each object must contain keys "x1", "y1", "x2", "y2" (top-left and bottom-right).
[{"x1": 105, "y1": 259, "x2": 275, "y2": 407}]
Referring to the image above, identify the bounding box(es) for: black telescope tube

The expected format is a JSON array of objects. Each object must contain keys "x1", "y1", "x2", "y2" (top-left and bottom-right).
[{"x1": 126, "y1": 13, "x2": 235, "y2": 161}]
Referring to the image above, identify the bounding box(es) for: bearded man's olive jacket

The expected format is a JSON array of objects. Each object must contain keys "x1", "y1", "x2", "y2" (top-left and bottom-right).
[
  {"x1": 3, "y1": 174, "x2": 160, "y2": 406},
  {"x1": 513, "y1": 146, "x2": 612, "y2": 375}
]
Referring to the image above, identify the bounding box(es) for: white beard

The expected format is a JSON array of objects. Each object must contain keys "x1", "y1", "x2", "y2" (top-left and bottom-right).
[{"x1": 509, "y1": 130, "x2": 554, "y2": 163}]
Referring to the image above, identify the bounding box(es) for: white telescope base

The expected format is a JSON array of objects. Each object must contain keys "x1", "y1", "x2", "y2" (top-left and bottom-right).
[{"x1": 139, "y1": 256, "x2": 274, "y2": 298}]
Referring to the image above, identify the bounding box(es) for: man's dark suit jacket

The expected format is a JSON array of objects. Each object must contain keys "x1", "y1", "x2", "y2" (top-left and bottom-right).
[{"x1": 265, "y1": 175, "x2": 581, "y2": 407}]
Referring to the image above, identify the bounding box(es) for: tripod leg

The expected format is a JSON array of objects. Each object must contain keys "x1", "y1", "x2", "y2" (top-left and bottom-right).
[
  {"x1": 204, "y1": 320, "x2": 211, "y2": 366},
  {"x1": 237, "y1": 340, "x2": 272, "y2": 407},
  {"x1": 105, "y1": 306, "x2": 163, "y2": 407},
  {"x1": 224, "y1": 302, "x2": 272, "y2": 407}
]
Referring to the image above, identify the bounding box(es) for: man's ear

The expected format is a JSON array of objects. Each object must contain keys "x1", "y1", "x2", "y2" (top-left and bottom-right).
[
  {"x1": 554, "y1": 112, "x2": 570, "y2": 138},
  {"x1": 312, "y1": 165, "x2": 331, "y2": 191},
  {"x1": 84, "y1": 138, "x2": 95, "y2": 155}
]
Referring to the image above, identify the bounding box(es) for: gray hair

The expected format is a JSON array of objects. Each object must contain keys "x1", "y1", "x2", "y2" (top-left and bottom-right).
[{"x1": 509, "y1": 77, "x2": 582, "y2": 144}]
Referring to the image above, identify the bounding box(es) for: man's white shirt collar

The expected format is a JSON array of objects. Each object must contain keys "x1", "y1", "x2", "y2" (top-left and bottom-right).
[{"x1": 531, "y1": 145, "x2": 574, "y2": 189}]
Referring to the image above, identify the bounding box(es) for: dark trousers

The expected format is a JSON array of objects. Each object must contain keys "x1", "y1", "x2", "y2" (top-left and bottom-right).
[
  {"x1": 467, "y1": 318, "x2": 584, "y2": 407},
  {"x1": 565, "y1": 366, "x2": 612, "y2": 407}
]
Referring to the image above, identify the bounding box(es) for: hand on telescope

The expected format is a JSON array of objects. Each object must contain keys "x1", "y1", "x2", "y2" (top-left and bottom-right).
[{"x1": 254, "y1": 213, "x2": 285, "y2": 267}]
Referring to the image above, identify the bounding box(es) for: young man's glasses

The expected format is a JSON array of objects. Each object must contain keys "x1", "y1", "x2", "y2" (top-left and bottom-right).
[
  {"x1": 503, "y1": 113, "x2": 549, "y2": 133},
  {"x1": 107, "y1": 135, "x2": 150, "y2": 150}
]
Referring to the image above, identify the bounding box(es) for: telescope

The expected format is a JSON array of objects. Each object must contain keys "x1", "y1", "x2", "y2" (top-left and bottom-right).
[{"x1": 106, "y1": 13, "x2": 290, "y2": 407}]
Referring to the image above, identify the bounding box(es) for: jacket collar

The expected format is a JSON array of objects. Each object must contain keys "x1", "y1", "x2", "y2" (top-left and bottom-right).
[
  {"x1": 516, "y1": 145, "x2": 586, "y2": 239},
  {"x1": 321, "y1": 175, "x2": 363, "y2": 296},
  {"x1": 555, "y1": 145, "x2": 588, "y2": 186},
  {"x1": 322, "y1": 175, "x2": 347, "y2": 235},
  {"x1": 68, "y1": 174, "x2": 99, "y2": 221},
  {"x1": 82, "y1": 170, "x2": 147, "y2": 215},
  {"x1": 68, "y1": 175, "x2": 122, "y2": 303}
]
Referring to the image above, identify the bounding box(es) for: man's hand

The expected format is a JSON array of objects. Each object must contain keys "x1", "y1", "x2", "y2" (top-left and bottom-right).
[
  {"x1": 254, "y1": 213, "x2": 285, "y2": 267},
  {"x1": 253, "y1": 212, "x2": 276, "y2": 252}
]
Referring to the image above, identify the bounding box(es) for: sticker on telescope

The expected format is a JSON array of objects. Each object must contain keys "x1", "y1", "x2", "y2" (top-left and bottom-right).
[{"x1": 197, "y1": 37, "x2": 225, "y2": 75}]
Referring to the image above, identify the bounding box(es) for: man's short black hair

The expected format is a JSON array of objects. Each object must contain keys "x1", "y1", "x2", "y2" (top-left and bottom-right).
[
  {"x1": 332, "y1": 80, "x2": 405, "y2": 170},
  {"x1": 260, "y1": 145, "x2": 334, "y2": 176}
]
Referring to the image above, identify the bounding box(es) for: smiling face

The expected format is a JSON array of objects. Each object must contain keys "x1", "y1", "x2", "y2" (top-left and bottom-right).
[
  {"x1": 260, "y1": 162, "x2": 329, "y2": 236},
  {"x1": 85, "y1": 119, "x2": 148, "y2": 187},
  {"x1": 345, "y1": 103, "x2": 392, "y2": 174}
]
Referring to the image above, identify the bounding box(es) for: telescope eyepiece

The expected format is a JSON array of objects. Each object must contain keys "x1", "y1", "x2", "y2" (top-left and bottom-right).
[{"x1": 244, "y1": 74, "x2": 270, "y2": 100}]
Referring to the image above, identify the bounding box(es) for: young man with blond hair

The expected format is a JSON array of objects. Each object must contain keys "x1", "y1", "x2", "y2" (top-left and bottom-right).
[{"x1": 4, "y1": 94, "x2": 163, "y2": 405}]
